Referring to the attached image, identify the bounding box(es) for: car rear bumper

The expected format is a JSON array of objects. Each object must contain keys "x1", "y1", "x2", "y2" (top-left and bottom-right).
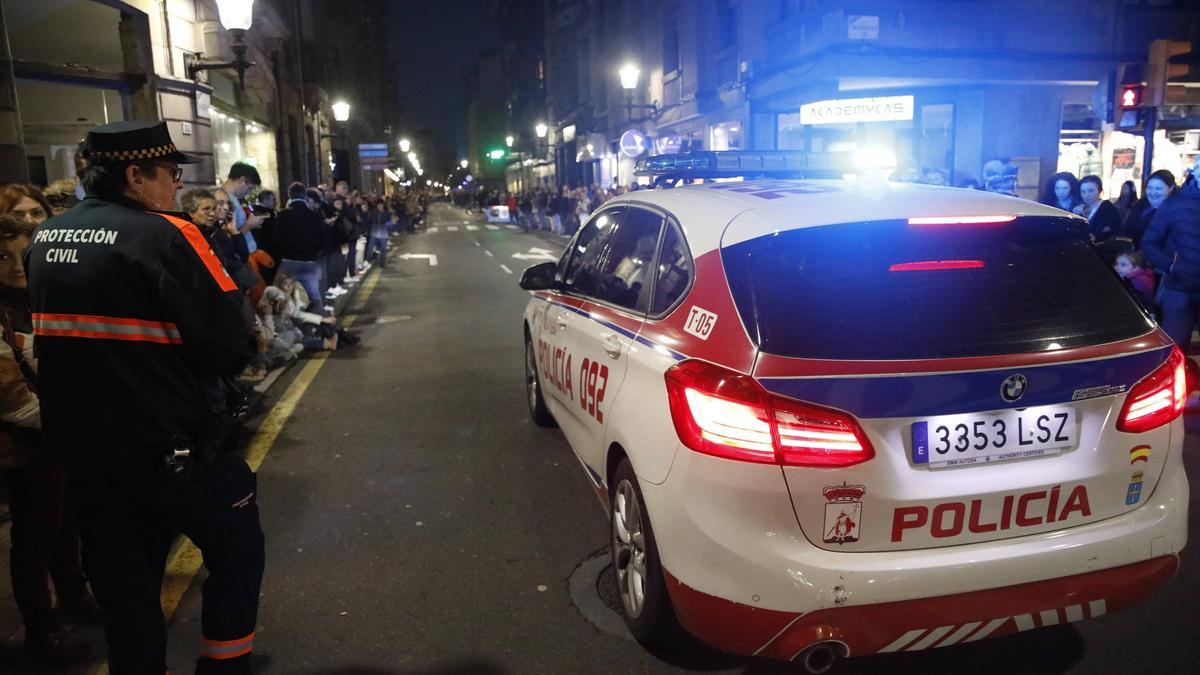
[
  {"x1": 643, "y1": 441, "x2": 1188, "y2": 658},
  {"x1": 664, "y1": 554, "x2": 1179, "y2": 660}
]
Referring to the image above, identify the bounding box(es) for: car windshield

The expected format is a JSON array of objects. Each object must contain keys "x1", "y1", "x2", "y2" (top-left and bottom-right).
[{"x1": 721, "y1": 216, "x2": 1155, "y2": 360}]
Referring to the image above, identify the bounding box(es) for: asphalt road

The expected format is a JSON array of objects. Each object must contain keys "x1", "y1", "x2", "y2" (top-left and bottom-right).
[{"x1": 153, "y1": 203, "x2": 1200, "y2": 674}]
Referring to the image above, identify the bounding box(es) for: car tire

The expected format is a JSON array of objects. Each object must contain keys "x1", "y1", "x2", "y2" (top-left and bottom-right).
[
  {"x1": 610, "y1": 458, "x2": 680, "y2": 647},
  {"x1": 525, "y1": 335, "x2": 556, "y2": 428}
]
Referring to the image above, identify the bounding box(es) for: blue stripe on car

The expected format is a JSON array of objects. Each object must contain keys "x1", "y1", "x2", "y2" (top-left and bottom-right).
[{"x1": 758, "y1": 347, "x2": 1171, "y2": 419}]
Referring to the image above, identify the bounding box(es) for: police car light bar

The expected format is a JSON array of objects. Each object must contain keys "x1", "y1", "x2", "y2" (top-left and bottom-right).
[
  {"x1": 634, "y1": 151, "x2": 842, "y2": 182},
  {"x1": 908, "y1": 215, "x2": 1016, "y2": 226}
]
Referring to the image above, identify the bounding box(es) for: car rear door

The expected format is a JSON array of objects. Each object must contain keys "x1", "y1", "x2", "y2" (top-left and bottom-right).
[{"x1": 563, "y1": 206, "x2": 666, "y2": 472}]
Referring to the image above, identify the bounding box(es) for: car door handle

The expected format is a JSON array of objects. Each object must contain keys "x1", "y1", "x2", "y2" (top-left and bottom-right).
[
  {"x1": 602, "y1": 334, "x2": 622, "y2": 359},
  {"x1": 555, "y1": 315, "x2": 568, "y2": 330}
]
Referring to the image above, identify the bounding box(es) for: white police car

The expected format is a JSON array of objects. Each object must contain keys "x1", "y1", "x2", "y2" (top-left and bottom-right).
[{"x1": 519, "y1": 152, "x2": 1187, "y2": 671}]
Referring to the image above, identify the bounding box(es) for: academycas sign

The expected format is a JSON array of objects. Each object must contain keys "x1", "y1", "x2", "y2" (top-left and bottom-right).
[{"x1": 799, "y1": 95, "x2": 914, "y2": 125}]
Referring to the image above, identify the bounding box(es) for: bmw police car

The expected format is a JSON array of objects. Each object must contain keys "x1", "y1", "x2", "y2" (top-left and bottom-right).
[{"x1": 518, "y1": 151, "x2": 1187, "y2": 671}]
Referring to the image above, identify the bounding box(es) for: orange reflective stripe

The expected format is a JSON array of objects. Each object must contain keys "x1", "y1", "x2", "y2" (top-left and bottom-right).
[
  {"x1": 155, "y1": 212, "x2": 238, "y2": 292},
  {"x1": 200, "y1": 631, "x2": 255, "y2": 659},
  {"x1": 32, "y1": 312, "x2": 183, "y2": 345}
]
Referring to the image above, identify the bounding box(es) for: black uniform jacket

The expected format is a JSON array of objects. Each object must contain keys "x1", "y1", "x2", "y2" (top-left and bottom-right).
[{"x1": 24, "y1": 194, "x2": 253, "y2": 450}]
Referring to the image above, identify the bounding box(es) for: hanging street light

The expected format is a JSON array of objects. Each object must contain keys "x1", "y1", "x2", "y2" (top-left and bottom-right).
[
  {"x1": 399, "y1": 138, "x2": 411, "y2": 153},
  {"x1": 505, "y1": 135, "x2": 514, "y2": 148},
  {"x1": 618, "y1": 63, "x2": 660, "y2": 122},
  {"x1": 331, "y1": 101, "x2": 351, "y2": 122},
  {"x1": 535, "y1": 122, "x2": 548, "y2": 139}
]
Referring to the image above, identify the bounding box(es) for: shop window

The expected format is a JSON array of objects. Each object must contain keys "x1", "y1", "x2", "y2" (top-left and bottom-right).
[
  {"x1": 16, "y1": 79, "x2": 125, "y2": 187},
  {"x1": 1058, "y1": 103, "x2": 1103, "y2": 187},
  {"x1": 212, "y1": 108, "x2": 278, "y2": 188},
  {"x1": 919, "y1": 103, "x2": 954, "y2": 181},
  {"x1": 2, "y1": 0, "x2": 125, "y2": 72},
  {"x1": 710, "y1": 122, "x2": 743, "y2": 151}
]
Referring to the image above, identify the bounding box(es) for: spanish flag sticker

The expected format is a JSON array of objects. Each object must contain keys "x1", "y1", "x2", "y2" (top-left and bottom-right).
[{"x1": 1129, "y1": 445, "x2": 1151, "y2": 464}]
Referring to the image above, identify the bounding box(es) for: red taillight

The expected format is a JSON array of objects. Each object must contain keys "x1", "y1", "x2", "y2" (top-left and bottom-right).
[
  {"x1": 665, "y1": 360, "x2": 875, "y2": 467},
  {"x1": 1117, "y1": 347, "x2": 1187, "y2": 433}
]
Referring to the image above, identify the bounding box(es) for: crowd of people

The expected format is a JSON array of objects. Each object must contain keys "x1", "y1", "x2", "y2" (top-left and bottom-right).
[
  {"x1": 464, "y1": 183, "x2": 643, "y2": 237},
  {"x1": 0, "y1": 154, "x2": 432, "y2": 663}
]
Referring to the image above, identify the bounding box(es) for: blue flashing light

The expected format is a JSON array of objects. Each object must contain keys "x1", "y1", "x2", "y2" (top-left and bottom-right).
[{"x1": 634, "y1": 151, "x2": 843, "y2": 183}]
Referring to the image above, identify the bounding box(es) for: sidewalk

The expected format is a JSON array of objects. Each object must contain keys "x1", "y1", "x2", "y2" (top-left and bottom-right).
[{"x1": 0, "y1": 251, "x2": 377, "y2": 667}]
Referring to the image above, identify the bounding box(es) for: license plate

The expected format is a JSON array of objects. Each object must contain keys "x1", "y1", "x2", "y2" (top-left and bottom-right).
[{"x1": 911, "y1": 407, "x2": 1076, "y2": 468}]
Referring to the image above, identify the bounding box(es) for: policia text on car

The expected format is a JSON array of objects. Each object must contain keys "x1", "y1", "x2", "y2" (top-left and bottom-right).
[{"x1": 24, "y1": 120, "x2": 265, "y2": 674}]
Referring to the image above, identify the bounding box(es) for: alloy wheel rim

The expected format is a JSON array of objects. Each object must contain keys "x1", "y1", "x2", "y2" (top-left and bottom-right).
[{"x1": 613, "y1": 479, "x2": 647, "y2": 618}]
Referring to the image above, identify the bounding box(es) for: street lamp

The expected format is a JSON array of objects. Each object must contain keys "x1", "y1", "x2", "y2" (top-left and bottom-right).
[
  {"x1": 618, "y1": 63, "x2": 659, "y2": 122},
  {"x1": 331, "y1": 101, "x2": 350, "y2": 122},
  {"x1": 186, "y1": 0, "x2": 257, "y2": 87},
  {"x1": 399, "y1": 138, "x2": 411, "y2": 153},
  {"x1": 535, "y1": 122, "x2": 548, "y2": 139},
  {"x1": 505, "y1": 135, "x2": 514, "y2": 148},
  {"x1": 460, "y1": 159, "x2": 469, "y2": 169}
]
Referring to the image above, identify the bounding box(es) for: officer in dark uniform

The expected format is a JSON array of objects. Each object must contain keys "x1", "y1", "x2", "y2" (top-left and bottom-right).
[{"x1": 24, "y1": 120, "x2": 264, "y2": 674}]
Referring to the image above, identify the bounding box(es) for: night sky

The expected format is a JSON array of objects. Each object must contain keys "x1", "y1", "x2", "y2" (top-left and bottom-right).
[{"x1": 387, "y1": 1, "x2": 498, "y2": 158}]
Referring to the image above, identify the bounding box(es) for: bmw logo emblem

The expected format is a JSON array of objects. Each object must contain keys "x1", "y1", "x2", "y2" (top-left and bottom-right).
[{"x1": 1001, "y1": 374, "x2": 1028, "y2": 403}]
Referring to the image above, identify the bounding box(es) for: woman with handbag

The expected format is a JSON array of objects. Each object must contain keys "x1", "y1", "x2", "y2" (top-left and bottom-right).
[{"x1": 0, "y1": 211, "x2": 100, "y2": 662}]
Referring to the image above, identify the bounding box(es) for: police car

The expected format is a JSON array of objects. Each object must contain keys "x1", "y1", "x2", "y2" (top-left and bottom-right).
[
  {"x1": 518, "y1": 151, "x2": 1187, "y2": 672},
  {"x1": 486, "y1": 204, "x2": 511, "y2": 224}
]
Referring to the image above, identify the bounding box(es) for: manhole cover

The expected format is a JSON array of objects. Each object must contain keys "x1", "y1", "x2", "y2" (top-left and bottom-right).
[{"x1": 569, "y1": 549, "x2": 632, "y2": 642}]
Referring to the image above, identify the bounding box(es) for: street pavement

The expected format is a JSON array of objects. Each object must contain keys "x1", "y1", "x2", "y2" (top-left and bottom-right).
[{"x1": 2, "y1": 202, "x2": 1198, "y2": 673}]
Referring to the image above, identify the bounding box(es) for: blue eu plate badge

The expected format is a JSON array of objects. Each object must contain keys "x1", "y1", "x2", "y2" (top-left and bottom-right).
[{"x1": 911, "y1": 421, "x2": 929, "y2": 465}]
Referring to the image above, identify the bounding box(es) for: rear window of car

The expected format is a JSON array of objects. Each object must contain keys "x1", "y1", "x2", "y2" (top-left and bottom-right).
[{"x1": 721, "y1": 216, "x2": 1154, "y2": 360}]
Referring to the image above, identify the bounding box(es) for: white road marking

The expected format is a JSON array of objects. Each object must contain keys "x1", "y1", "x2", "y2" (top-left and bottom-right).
[
  {"x1": 428, "y1": 227, "x2": 439, "y2": 233},
  {"x1": 499, "y1": 264, "x2": 513, "y2": 274},
  {"x1": 447, "y1": 226, "x2": 459, "y2": 232},
  {"x1": 484, "y1": 250, "x2": 494, "y2": 257},
  {"x1": 473, "y1": 241, "x2": 480, "y2": 247},
  {"x1": 486, "y1": 225, "x2": 500, "y2": 231},
  {"x1": 512, "y1": 247, "x2": 557, "y2": 262},
  {"x1": 466, "y1": 225, "x2": 479, "y2": 231},
  {"x1": 398, "y1": 253, "x2": 438, "y2": 266},
  {"x1": 505, "y1": 225, "x2": 519, "y2": 230}
]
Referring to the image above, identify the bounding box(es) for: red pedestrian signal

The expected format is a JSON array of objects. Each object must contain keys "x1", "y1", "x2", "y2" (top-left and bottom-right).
[{"x1": 1120, "y1": 84, "x2": 1143, "y2": 109}]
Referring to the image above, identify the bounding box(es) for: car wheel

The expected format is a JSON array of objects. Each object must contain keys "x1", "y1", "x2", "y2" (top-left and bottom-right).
[
  {"x1": 611, "y1": 458, "x2": 679, "y2": 646},
  {"x1": 525, "y1": 336, "x2": 556, "y2": 427}
]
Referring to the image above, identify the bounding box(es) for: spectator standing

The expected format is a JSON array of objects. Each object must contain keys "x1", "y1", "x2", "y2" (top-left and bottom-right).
[
  {"x1": 365, "y1": 200, "x2": 391, "y2": 268},
  {"x1": 1074, "y1": 175, "x2": 1121, "y2": 240},
  {"x1": 1115, "y1": 180, "x2": 1139, "y2": 224},
  {"x1": 252, "y1": 189, "x2": 279, "y2": 265},
  {"x1": 0, "y1": 184, "x2": 52, "y2": 226},
  {"x1": 1142, "y1": 157, "x2": 1200, "y2": 350},
  {"x1": 23, "y1": 120, "x2": 263, "y2": 673},
  {"x1": 219, "y1": 163, "x2": 266, "y2": 254},
  {"x1": 274, "y1": 183, "x2": 330, "y2": 311},
  {"x1": 1040, "y1": 172, "x2": 1081, "y2": 213},
  {"x1": 1122, "y1": 170, "x2": 1176, "y2": 249},
  {"x1": 0, "y1": 210, "x2": 100, "y2": 663}
]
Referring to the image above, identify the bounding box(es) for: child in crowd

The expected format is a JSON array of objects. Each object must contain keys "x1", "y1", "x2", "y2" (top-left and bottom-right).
[{"x1": 1115, "y1": 251, "x2": 1157, "y2": 308}]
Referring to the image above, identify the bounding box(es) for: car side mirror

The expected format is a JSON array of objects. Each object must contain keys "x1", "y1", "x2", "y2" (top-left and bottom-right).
[{"x1": 519, "y1": 261, "x2": 558, "y2": 291}]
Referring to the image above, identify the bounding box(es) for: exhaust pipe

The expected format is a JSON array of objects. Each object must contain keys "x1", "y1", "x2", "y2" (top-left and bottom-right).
[{"x1": 794, "y1": 641, "x2": 841, "y2": 675}]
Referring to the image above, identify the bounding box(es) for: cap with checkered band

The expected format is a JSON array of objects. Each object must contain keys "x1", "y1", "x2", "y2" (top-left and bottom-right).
[{"x1": 82, "y1": 120, "x2": 201, "y2": 165}]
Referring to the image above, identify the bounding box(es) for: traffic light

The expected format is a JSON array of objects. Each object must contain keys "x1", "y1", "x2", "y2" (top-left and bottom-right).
[
  {"x1": 487, "y1": 148, "x2": 506, "y2": 161},
  {"x1": 1115, "y1": 63, "x2": 1146, "y2": 130},
  {"x1": 1146, "y1": 39, "x2": 1193, "y2": 107}
]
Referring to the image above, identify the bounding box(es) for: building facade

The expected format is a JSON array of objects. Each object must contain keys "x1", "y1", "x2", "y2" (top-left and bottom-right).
[
  {"x1": 0, "y1": 0, "x2": 399, "y2": 195},
  {"x1": 535, "y1": 0, "x2": 1199, "y2": 198}
]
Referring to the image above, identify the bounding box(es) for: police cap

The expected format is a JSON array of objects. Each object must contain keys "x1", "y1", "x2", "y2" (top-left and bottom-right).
[{"x1": 82, "y1": 120, "x2": 201, "y2": 165}]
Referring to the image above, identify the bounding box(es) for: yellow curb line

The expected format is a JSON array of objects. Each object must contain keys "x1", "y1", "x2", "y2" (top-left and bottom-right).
[{"x1": 88, "y1": 269, "x2": 382, "y2": 675}]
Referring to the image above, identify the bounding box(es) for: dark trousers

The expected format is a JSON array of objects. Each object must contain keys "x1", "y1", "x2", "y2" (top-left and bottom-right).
[
  {"x1": 1159, "y1": 286, "x2": 1200, "y2": 350},
  {"x1": 72, "y1": 452, "x2": 264, "y2": 674},
  {"x1": 5, "y1": 460, "x2": 88, "y2": 636}
]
